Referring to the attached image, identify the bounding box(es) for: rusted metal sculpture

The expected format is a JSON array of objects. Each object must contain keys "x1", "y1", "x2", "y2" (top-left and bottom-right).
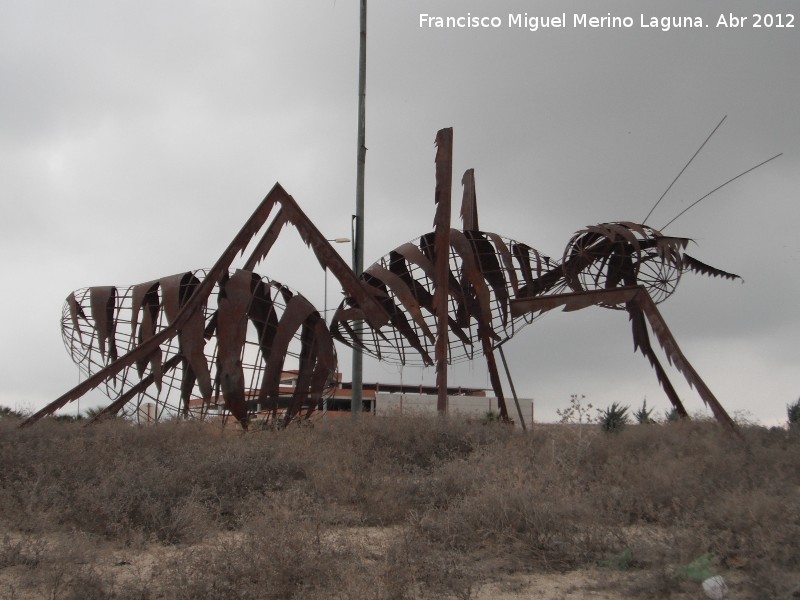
[
  {"x1": 58, "y1": 272, "x2": 337, "y2": 425},
  {"x1": 25, "y1": 127, "x2": 748, "y2": 431}
]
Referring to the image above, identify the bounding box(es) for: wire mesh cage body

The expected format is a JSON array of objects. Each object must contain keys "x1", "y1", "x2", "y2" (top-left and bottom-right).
[
  {"x1": 62, "y1": 269, "x2": 336, "y2": 424},
  {"x1": 563, "y1": 222, "x2": 685, "y2": 307},
  {"x1": 331, "y1": 230, "x2": 568, "y2": 367}
]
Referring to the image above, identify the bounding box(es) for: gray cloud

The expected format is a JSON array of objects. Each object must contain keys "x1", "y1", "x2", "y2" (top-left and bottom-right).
[{"x1": 1, "y1": 0, "x2": 797, "y2": 424}]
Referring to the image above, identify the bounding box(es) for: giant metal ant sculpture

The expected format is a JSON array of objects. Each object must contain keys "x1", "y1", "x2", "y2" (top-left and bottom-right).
[{"x1": 25, "y1": 126, "x2": 768, "y2": 432}]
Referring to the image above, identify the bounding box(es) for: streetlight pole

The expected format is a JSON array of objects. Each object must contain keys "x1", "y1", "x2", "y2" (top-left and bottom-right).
[
  {"x1": 324, "y1": 238, "x2": 351, "y2": 420},
  {"x1": 323, "y1": 238, "x2": 352, "y2": 319},
  {"x1": 352, "y1": 0, "x2": 367, "y2": 418}
]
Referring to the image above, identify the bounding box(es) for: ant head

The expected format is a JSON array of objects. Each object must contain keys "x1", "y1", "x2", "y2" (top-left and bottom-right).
[{"x1": 562, "y1": 222, "x2": 689, "y2": 306}]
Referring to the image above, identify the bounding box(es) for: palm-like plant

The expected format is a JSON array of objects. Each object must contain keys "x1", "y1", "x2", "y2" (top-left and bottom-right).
[
  {"x1": 788, "y1": 398, "x2": 800, "y2": 430},
  {"x1": 600, "y1": 402, "x2": 630, "y2": 433},
  {"x1": 634, "y1": 399, "x2": 655, "y2": 424},
  {"x1": 1, "y1": 405, "x2": 21, "y2": 419}
]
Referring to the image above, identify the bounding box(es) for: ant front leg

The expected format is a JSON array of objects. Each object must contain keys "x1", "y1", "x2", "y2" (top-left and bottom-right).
[
  {"x1": 510, "y1": 286, "x2": 739, "y2": 433},
  {"x1": 625, "y1": 301, "x2": 690, "y2": 420}
]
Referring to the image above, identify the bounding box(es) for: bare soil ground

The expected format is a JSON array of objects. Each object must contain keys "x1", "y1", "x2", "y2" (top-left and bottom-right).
[{"x1": 0, "y1": 528, "x2": 747, "y2": 599}]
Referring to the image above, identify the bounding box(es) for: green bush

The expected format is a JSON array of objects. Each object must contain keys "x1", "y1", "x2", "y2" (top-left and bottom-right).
[
  {"x1": 633, "y1": 399, "x2": 655, "y2": 424},
  {"x1": 788, "y1": 397, "x2": 800, "y2": 429},
  {"x1": 599, "y1": 402, "x2": 629, "y2": 433}
]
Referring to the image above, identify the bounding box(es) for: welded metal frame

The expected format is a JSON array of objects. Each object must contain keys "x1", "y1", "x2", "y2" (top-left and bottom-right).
[{"x1": 25, "y1": 127, "x2": 741, "y2": 433}]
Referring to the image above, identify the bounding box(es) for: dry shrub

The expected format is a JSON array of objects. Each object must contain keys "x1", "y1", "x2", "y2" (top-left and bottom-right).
[
  {"x1": 574, "y1": 422, "x2": 800, "y2": 563},
  {"x1": 0, "y1": 534, "x2": 47, "y2": 569},
  {"x1": 301, "y1": 414, "x2": 511, "y2": 525},
  {"x1": 1, "y1": 419, "x2": 311, "y2": 542},
  {"x1": 2, "y1": 413, "x2": 800, "y2": 598},
  {"x1": 410, "y1": 435, "x2": 622, "y2": 572},
  {"x1": 0, "y1": 531, "x2": 155, "y2": 600},
  {"x1": 157, "y1": 495, "x2": 408, "y2": 600}
]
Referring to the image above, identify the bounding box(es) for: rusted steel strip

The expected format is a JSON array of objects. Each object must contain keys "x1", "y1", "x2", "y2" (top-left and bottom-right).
[
  {"x1": 510, "y1": 286, "x2": 641, "y2": 318},
  {"x1": 583, "y1": 224, "x2": 614, "y2": 241},
  {"x1": 388, "y1": 251, "x2": 435, "y2": 311},
  {"x1": 66, "y1": 292, "x2": 85, "y2": 344},
  {"x1": 359, "y1": 271, "x2": 433, "y2": 364},
  {"x1": 131, "y1": 281, "x2": 162, "y2": 389},
  {"x1": 130, "y1": 279, "x2": 159, "y2": 340},
  {"x1": 497, "y1": 344, "x2": 526, "y2": 430},
  {"x1": 249, "y1": 278, "x2": 280, "y2": 364},
  {"x1": 175, "y1": 273, "x2": 212, "y2": 412},
  {"x1": 395, "y1": 243, "x2": 436, "y2": 280},
  {"x1": 465, "y1": 230, "x2": 509, "y2": 326},
  {"x1": 388, "y1": 306, "x2": 433, "y2": 365},
  {"x1": 216, "y1": 270, "x2": 255, "y2": 424},
  {"x1": 242, "y1": 208, "x2": 289, "y2": 271},
  {"x1": 447, "y1": 315, "x2": 473, "y2": 349},
  {"x1": 617, "y1": 221, "x2": 653, "y2": 239},
  {"x1": 512, "y1": 243, "x2": 563, "y2": 297},
  {"x1": 433, "y1": 128, "x2": 453, "y2": 412},
  {"x1": 247, "y1": 279, "x2": 281, "y2": 417},
  {"x1": 89, "y1": 286, "x2": 117, "y2": 362},
  {"x1": 460, "y1": 168, "x2": 479, "y2": 231},
  {"x1": 627, "y1": 304, "x2": 689, "y2": 418},
  {"x1": 330, "y1": 306, "x2": 368, "y2": 328},
  {"x1": 159, "y1": 274, "x2": 184, "y2": 324},
  {"x1": 636, "y1": 290, "x2": 739, "y2": 433},
  {"x1": 365, "y1": 264, "x2": 434, "y2": 342},
  {"x1": 394, "y1": 242, "x2": 464, "y2": 305},
  {"x1": 161, "y1": 272, "x2": 211, "y2": 414},
  {"x1": 480, "y1": 335, "x2": 509, "y2": 421},
  {"x1": 450, "y1": 229, "x2": 493, "y2": 331},
  {"x1": 308, "y1": 318, "x2": 337, "y2": 413},
  {"x1": 603, "y1": 223, "x2": 642, "y2": 250},
  {"x1": 655, "y1": 236, "x2": 690, "y2": 250},
  {"x1": 284, "y1": 320, "x2": 317, "y2": 425},
  {"x1": 249, "y1": 184, "x2": 391, "y2": 330},
  {"x1": 87, "y1": 354, "x2": 184, "y2": 424},
  {"x1": 682, "y1": 254, "x2": 741, "y2": 281},
  {"x1": 486, "y1": 232, "x2": 518, "y2": 296},
  {"x1": 512, "y1": 244, "x2": 536, "y2": 295},
  {"x1": 261, "y1": 294, "x2": 318, "y2": 418}
]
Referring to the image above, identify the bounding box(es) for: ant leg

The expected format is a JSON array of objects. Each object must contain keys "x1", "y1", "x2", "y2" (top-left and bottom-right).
[
  {"x1": 479, "y1": 327, "x2": 510, "y2": 421},
  {"x1": 510, "y1": 286, "x2": 738, "y2": 433},
  {"x1": 626, "y1": 303, "x2": 689, "y2": 419},
  {"x1": 633, "y1": 291, "x2": 738, "y2": 433},
  {"x1": 86, "y1": 354, "x2": 184, "y2": 424}
]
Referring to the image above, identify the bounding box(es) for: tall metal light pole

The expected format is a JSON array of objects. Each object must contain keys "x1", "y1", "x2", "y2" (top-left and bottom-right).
[
  {"x1": 351, "y1": 0, "x2": 367, "y2": 418},
  {"x1": 323, "y1": 238, "x2": 350, "y2": 419},
  {"x1": 324, "y1": 238, "x2": 352, "y2": 320}
]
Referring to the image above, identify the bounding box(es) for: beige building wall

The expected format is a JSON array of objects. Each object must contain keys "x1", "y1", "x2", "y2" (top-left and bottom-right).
[{"x1": 375, "y1": 392, "x2": 533, "y2": 429}]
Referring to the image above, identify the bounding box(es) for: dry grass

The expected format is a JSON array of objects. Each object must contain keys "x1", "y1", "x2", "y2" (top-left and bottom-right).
[{"x1": 1, "y1": 413, "x2": 798, "y2": 598}]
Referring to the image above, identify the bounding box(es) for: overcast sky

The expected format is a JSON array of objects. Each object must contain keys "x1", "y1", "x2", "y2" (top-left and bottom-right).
[{"x1": 1, "y1": 0, "x2": 798, "y2": 425}]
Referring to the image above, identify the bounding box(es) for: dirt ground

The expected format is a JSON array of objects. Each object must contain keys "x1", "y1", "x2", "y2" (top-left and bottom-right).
[{"x1": 0, "y1": 527, "x2": 755, "y2": 600}]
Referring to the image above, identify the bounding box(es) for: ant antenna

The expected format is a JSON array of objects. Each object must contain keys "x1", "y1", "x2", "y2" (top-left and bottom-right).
[
  {"x1": 643, "y1": 115, "x2": 727, "y2": 224},
  {"x1": 661, "y1": 152, "x2": 782, "y2": 230}
]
